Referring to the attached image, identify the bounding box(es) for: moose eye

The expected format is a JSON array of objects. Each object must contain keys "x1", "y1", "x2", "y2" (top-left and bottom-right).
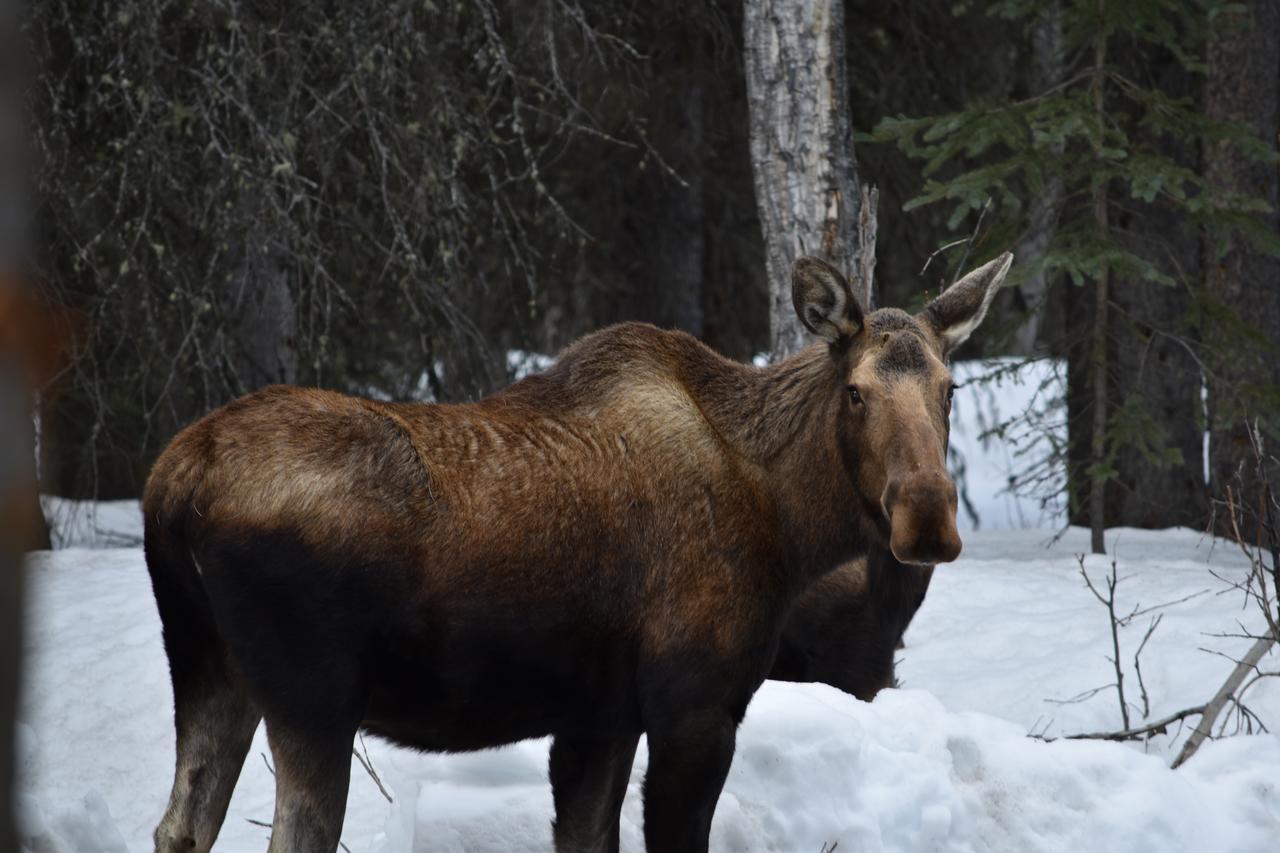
[
  {"x1": 848, "y1": 386, "x2": 863, "y2": 405},
  {"x1": 944, "y1": 383, "x2": 959, "y2": 410}
]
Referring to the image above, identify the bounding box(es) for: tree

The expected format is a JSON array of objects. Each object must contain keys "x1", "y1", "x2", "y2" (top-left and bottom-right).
[
  {"x1": 1009, "y1": 0, "x2": 1065, "y2": 356},
  {"x1": 1203, "y1": 1, "x2": 1280, "y2": 536},
  {"x1": 744, "y1": 0, "x2": 874, "y2": 357}
]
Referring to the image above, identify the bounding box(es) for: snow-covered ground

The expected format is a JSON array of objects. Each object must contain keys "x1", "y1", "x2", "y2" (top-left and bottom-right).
[
  {"x1": 18, "y1": 360, "x2": 1280, "y2": 852},
  {"x1": 17, "y1": 526, "x2": 1280, "y2": 852}
]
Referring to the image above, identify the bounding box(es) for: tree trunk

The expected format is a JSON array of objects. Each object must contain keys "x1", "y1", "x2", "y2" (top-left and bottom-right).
[
  {"x1": 1088, "y1": 7, "x2": 1110, "y2": 554},
  {"x1": 216, "y1": 196, "x2": 298, "y2": 395},
  {"x1": 620, "y1": 80, "x2": 707, "y2": 337},
  {"x1": 1109, "y1": 201, "x2": 1206, "y2": 529},
  {"x1": 0, "y1": 359, "x2": 31, "y2": 853},
  {"x1": 1, "y1": 5, "x2": 32, "y2": 840},
  {"x1": 744, "y1": 0, "x2": 871, "y2": 358},
  {"x1": 1010, "y1": 0, "x2": 1063, "y2": 355},
  {"x1": 1104, "y1": 27, "x2": 1211, "y2": 532},
  {"x1": 1204, "y1": 0, "x2": 1280, "y2": 536}
]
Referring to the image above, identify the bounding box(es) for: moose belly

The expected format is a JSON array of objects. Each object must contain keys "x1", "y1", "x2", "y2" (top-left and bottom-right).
[
  {"x1": 360, "y1": 615, "x2": 641, "y2": 752},
  {"x1": 194, "y1": 520, "x2": 643, "y2": 754}
]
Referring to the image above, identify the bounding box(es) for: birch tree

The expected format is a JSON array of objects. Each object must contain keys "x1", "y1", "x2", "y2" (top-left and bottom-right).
[{"x1": 744, "y1": 0, "x2": 874, "y2": 358}]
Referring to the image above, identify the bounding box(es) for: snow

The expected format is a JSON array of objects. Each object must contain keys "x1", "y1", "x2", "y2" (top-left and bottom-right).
[
  {"x1": 949, "y1": 358, "x2": 1066, "y2": 533},
  {"x1": 16, "y1": 526, "x2": 1280, "y2": 852},
  {"x1": 40, "y1": 496, "x2": 143, "y2": 549}
]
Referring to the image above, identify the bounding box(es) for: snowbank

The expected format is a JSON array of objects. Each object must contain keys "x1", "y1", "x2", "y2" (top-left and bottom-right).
[{"x1": 16, "y1": 527, "x2": 1280, "y2": 852}]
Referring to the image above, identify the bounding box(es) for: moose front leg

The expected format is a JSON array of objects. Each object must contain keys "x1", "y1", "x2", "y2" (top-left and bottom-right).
[{"x1": 641, "y1": 709, "x2": 737, "y2": 853}]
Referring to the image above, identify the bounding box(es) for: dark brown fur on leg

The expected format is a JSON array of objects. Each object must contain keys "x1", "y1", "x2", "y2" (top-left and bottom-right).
[
  {"x1": 264, "y1": 724, "x2": 354, "y2": 853},
  {"x1": 641, "y1": 710, "x2": 736, "y2": 853},
  {"x1": 550, "y1": 732, "x2": 640, "y2": 853}
]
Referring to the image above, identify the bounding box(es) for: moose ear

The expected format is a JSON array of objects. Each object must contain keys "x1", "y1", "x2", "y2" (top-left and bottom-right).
[
  {"x1": 921, "y1": 252, "x2": 1014, "y2": 357},
  {"x1": 791, "y1": 257, "x2": 864, "y2": 344}
]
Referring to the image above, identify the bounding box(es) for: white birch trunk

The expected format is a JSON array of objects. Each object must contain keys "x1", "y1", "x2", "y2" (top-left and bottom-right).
[{"x1": 744, "y1": 0, "x2": 873, "y2": 359}]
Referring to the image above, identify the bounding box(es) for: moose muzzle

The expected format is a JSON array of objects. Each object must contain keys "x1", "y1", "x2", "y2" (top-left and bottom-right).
[{"x1": 881, "y1": 471, "x2": 962, "y2": 565}]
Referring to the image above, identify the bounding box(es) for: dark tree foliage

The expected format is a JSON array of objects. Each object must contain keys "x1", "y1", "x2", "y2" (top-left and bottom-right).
[
  {"x1": 867, "y1": 0, "x2": 1279, "y2": 538},
  {"x1": 29, "y1": 0, "x2": 764, "y2": 497}
]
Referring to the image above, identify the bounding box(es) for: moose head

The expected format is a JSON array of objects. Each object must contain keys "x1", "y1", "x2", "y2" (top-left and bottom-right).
[{"x1": 792, "y1": 252, "x2": 1014, "y2": 565}]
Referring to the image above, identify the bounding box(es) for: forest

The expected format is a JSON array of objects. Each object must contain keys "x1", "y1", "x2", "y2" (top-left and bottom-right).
[{"x1": 3, "y1": 1, "x2": 1280, "y2": 852}]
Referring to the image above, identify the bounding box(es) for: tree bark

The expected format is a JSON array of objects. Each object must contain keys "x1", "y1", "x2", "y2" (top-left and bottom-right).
[
  {"x1": 744, "y1": 0, "x2": 871, "y2": 358},
  {"x1": 216, "y1": 195, "x2": 298, "y2": 395},
  {"x1": 1109, "y1": 205, "x2": 1206, "y2": 530},
  {"x1": 620, "y1": 80, "x2": 707, "y2": 337},
  {"x1": 1010, "y1": 0, "x2": 1063, "y2": 355},
  {"x1": 0, "y1": 360, "x2": 30, "y2": 853},
  {"x1": 0, "y1": 3, "x2": 31, "y2": 841},
  {"x1": 1104, "y1": 23, "x2": 1212, "y2": 532},
  {"x1": 1204, "y1": 0, "x2": 1280, "y2": 536},
  {"x1": 1088, "y1": 4, "x2": 1110, "y2": 554}
]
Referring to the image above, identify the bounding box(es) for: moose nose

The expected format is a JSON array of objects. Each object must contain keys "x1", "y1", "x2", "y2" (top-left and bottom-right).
[{"x1": 881, "y1": 472, "x2": 962, "y2": 565}]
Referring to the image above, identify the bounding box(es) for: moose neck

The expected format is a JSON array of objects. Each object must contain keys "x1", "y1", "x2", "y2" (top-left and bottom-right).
[{"x1": 687, "y1": 342, "x2": 878, "y2": 582}]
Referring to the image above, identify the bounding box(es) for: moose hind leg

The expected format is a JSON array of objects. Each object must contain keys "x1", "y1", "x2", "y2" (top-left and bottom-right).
[
  {"x1": 264, "y1": 721, "x2": 355, "y2": 853},
  {"x1": 550, "y1": 732, "x2": 641, "y2": 853},
  {"x1": 642, "y1": 710, "x2": 736, "y2": 853},
  {"x1": 154, "y1": 670, "x2": 260, "y2": 853}
]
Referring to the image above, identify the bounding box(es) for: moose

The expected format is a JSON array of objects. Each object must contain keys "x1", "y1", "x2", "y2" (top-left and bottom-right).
[
  {"x1": 144, "y1": 251, "x2": 1011, "y2": 853},
  {"x1": 771, "y1": 552, "x2": 933, "y2": 701}
]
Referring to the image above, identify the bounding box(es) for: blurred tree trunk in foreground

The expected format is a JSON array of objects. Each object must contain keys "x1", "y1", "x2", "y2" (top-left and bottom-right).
[
  {"x1": 744, "y1": 0, "x2": 872, "y2": 357},
  {"x1": 1204, "y1": 0, "x2": 1280, "y2": 536},
  {"x1": 1, "y1": 0, "x2": 41, "y2": 839}
]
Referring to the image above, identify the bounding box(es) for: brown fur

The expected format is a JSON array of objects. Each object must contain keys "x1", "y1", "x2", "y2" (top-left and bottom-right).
[{"x1": 144, "y1": 253, "x2": 1010, "y2": 853}]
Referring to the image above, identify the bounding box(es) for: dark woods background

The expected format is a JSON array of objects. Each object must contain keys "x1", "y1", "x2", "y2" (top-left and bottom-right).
[{"x1": 24, "y1": 1, "x2": 1280, "y2": 543}]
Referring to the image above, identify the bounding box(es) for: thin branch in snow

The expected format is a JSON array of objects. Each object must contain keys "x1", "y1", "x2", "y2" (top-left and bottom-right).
[
  {"x1": 1059, "y1": 705, "x2": 1206, "y2": 743},
  {"x1": 245, "y1": 819, "x2": 351, "y2": 853},
  {"x1": 1133, "y1": 614, "x2": 1163, "y2": 720},
  {"x1": 353, "y1": 732, "x2": 394, "y2": 804},
  {"x1": 1078, "y1": 554, "x2": 1131, "y2": 729}
]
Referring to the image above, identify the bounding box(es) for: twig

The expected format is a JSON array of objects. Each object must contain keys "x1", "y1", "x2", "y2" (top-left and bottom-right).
[
  {"x1": 918, "y1": 238, "x2": 967, "y2": 276},
  {"x1": 1062, "y1": 705, "x2": 1206, "y2": 742},
  {"x1": 948, "y1": 196, "x2": 993, "y2": 288},
  {"x1": 1133, "y1": 614, "x2": 1163, "y2": 719},
  {"x1": 353, "y1": 733, "x2": 394, "y2": 804},
  {"x1": 1078, "y1": 555, "x2": 1131, "y2": 729},
  {"x1": 245, "y1": 819, "x2": 352, "y2": 853}
]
